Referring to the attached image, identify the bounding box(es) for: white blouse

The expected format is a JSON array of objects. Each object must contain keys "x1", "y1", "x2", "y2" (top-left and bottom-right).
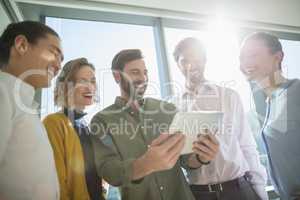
[{"x1": 0, "y1": 71, "x2": 59, "y2": 200}]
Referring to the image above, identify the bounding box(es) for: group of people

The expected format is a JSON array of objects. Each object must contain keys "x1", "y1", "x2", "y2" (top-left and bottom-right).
[{"x1": 0, "y1": 21, "x2": 299, "y2": 200}]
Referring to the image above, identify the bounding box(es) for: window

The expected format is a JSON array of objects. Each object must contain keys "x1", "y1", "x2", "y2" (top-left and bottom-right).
[
  {"x1": 41, "y1": 17, "x2": 161, "y2": 121},
  {"x1": 281, "y1": 39, "x2": 300, "y2": 79},
  {"x1": 164, "y1": 23, "x2": 252, "y2": 112}
]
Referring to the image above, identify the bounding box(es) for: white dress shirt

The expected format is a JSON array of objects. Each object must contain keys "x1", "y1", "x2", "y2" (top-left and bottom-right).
[
  {"x1": 0, "y1": 71, "x2": 59, "y2": 200},
  {"x1": 176, "y1": 81, "x2": 268, "y2": 200}
]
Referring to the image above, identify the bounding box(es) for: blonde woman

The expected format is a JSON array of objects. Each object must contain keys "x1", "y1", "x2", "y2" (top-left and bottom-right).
[{"x1": 43, "y1": 58, "x2": 104, "y2": 200}]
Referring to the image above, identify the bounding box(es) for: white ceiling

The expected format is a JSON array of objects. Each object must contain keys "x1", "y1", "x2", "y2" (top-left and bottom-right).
[
  {"x1": 10, "y1": 0, "x2": 300, "y2": 29},
  {"x1": 83, "y1": 0, "x2": 300, "y2": 27}
]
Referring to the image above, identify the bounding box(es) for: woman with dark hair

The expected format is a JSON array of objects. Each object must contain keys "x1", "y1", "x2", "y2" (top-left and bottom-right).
[{"x1": 43, "y1": 58, "x2": 104, "y2": 200}]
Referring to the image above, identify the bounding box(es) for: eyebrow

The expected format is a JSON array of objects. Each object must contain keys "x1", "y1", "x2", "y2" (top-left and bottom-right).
[
  {"x1": 78, "y1": 77, "x2": 96, "y2": 80},
  {"x1": 130, "y1": 68, "x2": 148, "y2": 72}
]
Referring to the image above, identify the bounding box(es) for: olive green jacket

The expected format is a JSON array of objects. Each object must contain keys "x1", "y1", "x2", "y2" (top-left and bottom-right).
[{"x1": 90, "y1": 97, "x2": 195, "y2": 200}]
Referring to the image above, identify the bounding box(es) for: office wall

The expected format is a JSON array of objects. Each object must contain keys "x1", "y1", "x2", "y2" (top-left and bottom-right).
[
  {"x1": 90, "y1": 0, "x2": 300, "y2": 27},
  {"x1": 0, "y1": 3, "x2": 11, "y2": 33}
]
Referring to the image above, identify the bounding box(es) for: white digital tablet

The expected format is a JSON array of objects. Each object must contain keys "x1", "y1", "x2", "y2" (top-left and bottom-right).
[{"x1": 169, "y1": 111, "x2": 224, "y2": 155}]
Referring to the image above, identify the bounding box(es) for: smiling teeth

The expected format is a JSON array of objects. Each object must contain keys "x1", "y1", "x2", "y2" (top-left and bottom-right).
[{"x1": 84, "y1": 93, "x2": 93, "y2": 97}]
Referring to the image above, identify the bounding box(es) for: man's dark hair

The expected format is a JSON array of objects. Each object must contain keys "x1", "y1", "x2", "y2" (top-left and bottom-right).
[
  {"x1": 0, "y1": 21, "x2": 59, "y2": 67},
  {"x1": 173, "y1": 37, "x2": 206, "y2": 62},
  {"x1": 243, "y1": 32, "x2": 283, "y2": 69},
  {"x1": 111, "y1": 49, "x2": 143, "y2": 71}
]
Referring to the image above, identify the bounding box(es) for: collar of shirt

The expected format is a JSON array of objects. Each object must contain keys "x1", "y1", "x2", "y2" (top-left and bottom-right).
[
  {"x1": 63, "y1": 107, "x2": 87, "y2": 122},
  {"x1": 266, "y1": 79, "x2": 296, "y2": 103},
  {"x1": 0, "y1": 71, "x2": 38, "y2": 109},
  {"x1": 114, "y1": 96, "x2": 145, "y2": 115},
  {"x1": 183, "y1": 81, "x2": 219, "y2": 98}
]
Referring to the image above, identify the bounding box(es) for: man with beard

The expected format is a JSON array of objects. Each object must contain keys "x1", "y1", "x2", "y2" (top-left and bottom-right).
[{"x1": 90, "y1": 49, "x2": 219, "y2": 200}]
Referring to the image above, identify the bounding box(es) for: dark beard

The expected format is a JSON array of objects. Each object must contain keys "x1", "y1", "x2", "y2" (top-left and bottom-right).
[{"x1": 120, "y1": 74, "x2": 147, "y2": 101}]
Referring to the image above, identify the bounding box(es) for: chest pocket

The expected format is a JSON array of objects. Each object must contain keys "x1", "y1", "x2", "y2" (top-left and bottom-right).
[{"x1": 106, "y1": 118, "x2": 147, "y2": 159}]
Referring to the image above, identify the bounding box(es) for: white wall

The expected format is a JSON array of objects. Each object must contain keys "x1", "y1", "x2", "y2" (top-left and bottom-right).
[
  {"x1": 0, "y1": 3, "x2": 11, "y2": 33},
  {"x1": 89, "y1": 0, "x2": 300, "y2": 27}
]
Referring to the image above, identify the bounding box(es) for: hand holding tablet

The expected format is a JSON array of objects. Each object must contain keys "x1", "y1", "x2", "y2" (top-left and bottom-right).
[
  {"x1": 142, "y1": 133, "x2": 186, "y2": 173},
  {"x1": 192, "y1": 133, "x2": 220, "y2": 164},
  {"x1": 169, "y1": 111, "x2": 223, "y2": 154}
]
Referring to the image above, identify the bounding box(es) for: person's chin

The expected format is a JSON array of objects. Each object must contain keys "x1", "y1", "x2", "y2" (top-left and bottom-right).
[
  {"x1": 242, "y1": 72, "x2": 256, "y2": 82},
  {"x1": 245, "y1": 75, "x2": 255, "y2": 81},
  {"x1": 82, "y1": 99, "x2": 93, "y2": 106},
  {"x1": 87, "y1": 102, "x2": 93, "y2": 106},
  {"x1": 187, "y1": 77, "x2": 201, "y2": 85}
]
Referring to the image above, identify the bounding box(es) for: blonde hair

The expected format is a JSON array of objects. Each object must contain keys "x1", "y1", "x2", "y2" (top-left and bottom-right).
[{"x1": 54, "y1": 57, "x2": 95, "y2": 107}]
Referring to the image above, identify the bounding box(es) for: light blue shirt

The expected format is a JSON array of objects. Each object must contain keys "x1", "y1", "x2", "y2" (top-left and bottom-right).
[{"x1": 261, "y1": 79, "x2": 300, "y2": 200}]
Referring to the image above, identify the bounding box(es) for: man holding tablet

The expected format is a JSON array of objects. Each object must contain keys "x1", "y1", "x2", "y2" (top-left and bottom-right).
[
  {"x1": 173, "y1": 37, "x2": 268, "y2": 200},
  {"x1": 90, "y1": 49, "x2": 219, "y2": 200}
]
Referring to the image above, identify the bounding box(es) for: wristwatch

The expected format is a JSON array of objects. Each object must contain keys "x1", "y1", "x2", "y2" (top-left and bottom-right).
[{"x1": 196, "y1": 154, "x2": 211, "y2": 165}]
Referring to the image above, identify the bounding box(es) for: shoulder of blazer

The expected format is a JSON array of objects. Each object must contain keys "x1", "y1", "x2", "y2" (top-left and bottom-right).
[{"x1": 43, "y1": 112, "x2": 76, "y2": 134}]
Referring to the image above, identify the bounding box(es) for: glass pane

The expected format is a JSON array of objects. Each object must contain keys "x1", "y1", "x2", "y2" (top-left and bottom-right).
[
  {"x1": 42, "y1": 17, "x2": 161, "y2": 121},
  {"x1": 164, "y1": 27, "x2": 253, "y2": 112},
  {"x1": 281, "y1": 39, "x2": 300, "y2": 79}
]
